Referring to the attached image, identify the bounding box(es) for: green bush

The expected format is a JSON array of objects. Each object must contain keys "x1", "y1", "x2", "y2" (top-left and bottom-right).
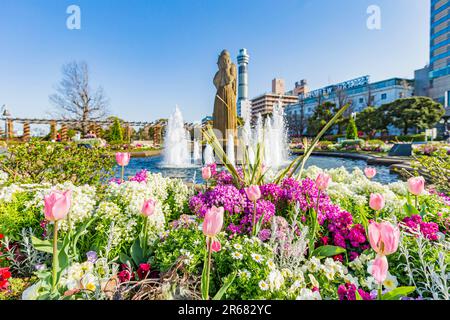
[
  {"x1": 0, "y1": 192, "x2": 42, "y2": 240},
  {"x1": 411, "y1": 149, "x2": 450, "y2": 194},
  {"x1": 346, "y1": 118, "x2": 358, "y2": 140},
  {"x1": 0, "y1": 140, "x2": 115, "y2": 185},
  {"x1": 341, "y1": 139, "x2": 364, "y2": 147},
  {"x1": 366, "y1": 139, "x2": 385, "y2": 145},
  {"x1": 394, "y1": 134, "x2": 426, "y2": 142}
]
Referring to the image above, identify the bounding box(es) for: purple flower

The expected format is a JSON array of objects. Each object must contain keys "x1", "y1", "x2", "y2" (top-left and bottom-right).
[
  {"x1": 403, "y1": 215, "x2": 439, "y2": 241},
  {"x1": 258, "y1": 229, "x2": 271, "y2": 242},
  {"x1": 86, "y1": 251, "x2": 98, "y2": 263},
  {"x1": 129, "y1": 169, "x2": 149, "y2": 183},
  {"x1": 338, "y1": 283, "x2": 372, "y2": 300}
]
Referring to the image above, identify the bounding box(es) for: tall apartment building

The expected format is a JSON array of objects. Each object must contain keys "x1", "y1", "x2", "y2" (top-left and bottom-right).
[
  {"x1": 250, "y1": 79, "x2": 299, "y2": 122},
  {"x1": 429, "y1": 0, "x2": 450, "y2": 107}
]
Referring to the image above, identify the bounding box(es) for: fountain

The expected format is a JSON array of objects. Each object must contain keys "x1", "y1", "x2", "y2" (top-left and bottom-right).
[
  {"x1": 227, "y1": 133, "x2": 235, "y2": 166},
  {"x1": 203, "y1": 144, "x2": 215, "y2": 165},
  {"x1": 192, "y1": 140, "x2": 202, "y2": 164},
  {"x1": 247, "y1": 100, "x2": 289, "y2": 168},
  {"x1": 162, "y1": 107, "x2": 192, "y2": 167}
]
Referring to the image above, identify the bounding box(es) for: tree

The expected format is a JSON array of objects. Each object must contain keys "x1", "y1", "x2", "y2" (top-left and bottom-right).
[
  {"x1": 355, "y1": 106, "x2": 386, "y2": 139},
  {"x1": 346, "y1": 118, "x2": 358, "y2": 140},
  {"x1": 307, "y1": 102, "x2": 338, "y2": 136},
  {"x1": 50, "y1": 61, "x2": 109, "y2": 136},
  {"x1": 108, "y1": 117, "x2": 124, "y2": 143},
  {"x1": 383, "y1": 97, "x2": 445, "y2": 135}
]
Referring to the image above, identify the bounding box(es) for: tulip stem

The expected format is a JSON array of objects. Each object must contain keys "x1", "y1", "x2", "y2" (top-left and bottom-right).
[
  {"x1": 52, "y1": 221, "x2": 59, "y2": 291},
  {"x1": 378, "y1": 283, "x2": 382, "y2": 301},
  {"x1": 142, "y1": 216, "x2": 149, "y2": 258},
  {"x1": 415, "y1": 195, "x2": 418, "y2": 210},
  {"x1": 205, "y1": 236, "x2": 212, "y2": 300},
  {"x1": 121, "y1": 165, "x2": 125, "y2": 182},
  {"x1": 316, "y1": 190, "x2": 321, "y2": 216},
  {"x1": 252, "y1": 200, "x2": 257, "y2": 236}
]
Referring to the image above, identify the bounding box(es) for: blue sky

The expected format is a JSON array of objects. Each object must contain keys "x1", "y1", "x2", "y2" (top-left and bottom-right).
[{"x1": 0, "y1": 0, "x2": 429, "y2": 123}]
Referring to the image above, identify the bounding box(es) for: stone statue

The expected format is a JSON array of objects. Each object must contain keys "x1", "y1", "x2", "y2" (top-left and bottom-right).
[{"x1": 213, "y1": 50, "x2": 237, "y2": 140}]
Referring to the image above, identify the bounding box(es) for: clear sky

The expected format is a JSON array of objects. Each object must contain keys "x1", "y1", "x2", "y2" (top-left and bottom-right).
[{"x1": 0, "y1": 0, "x2": 430, "y2": 123}]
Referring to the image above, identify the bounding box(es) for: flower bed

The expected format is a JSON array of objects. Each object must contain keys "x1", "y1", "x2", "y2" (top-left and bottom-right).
[{"x1": 0, "y1": 154, "x2": 448, "y2": 300}]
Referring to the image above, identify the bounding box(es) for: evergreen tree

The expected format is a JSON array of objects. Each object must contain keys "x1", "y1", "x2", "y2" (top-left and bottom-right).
[
  {"x1": 346, "y1": 117, "x2": 358, "y2": 140},
  {"x1": 109, "y1": 117, "x2": 124, "y2": 142}
]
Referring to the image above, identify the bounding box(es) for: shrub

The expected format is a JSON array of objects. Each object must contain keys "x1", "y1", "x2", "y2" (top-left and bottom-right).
[
  {"x1": 0, "y1": 192, "x2": 42, "y2": 240},
  {"x1": 411, "y1": 149, "x2": 450, "y2": 194},
  {"x1": 341, "y1": 139, "x2": 364, "y2": 148},
  {"x1": 0, "y1": 140, "x2": 115, "y2": 185},
  {"x1": 366, "y1": 139, "x2": 385, "y2": 146},
  {"x1": 346, "y1": 118, "x2": 358, "y2": 140},
  {"x1": 394, "y1": 134, "x2": 426, "y2": 142}
]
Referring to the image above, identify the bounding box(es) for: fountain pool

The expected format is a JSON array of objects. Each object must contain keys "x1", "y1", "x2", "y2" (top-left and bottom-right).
[{"x1": 121, "y1": 155, "x2": 400, "y2": 184}]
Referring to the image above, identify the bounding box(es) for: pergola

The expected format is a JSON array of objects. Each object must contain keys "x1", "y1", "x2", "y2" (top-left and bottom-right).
[{"x1": 0, "y1": 117, "x2": 173, "y2": 146}]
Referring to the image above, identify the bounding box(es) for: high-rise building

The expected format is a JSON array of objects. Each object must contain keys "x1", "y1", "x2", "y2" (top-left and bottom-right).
[
  {"x1": 272, "y1": 78, "x2": 285, "y2": 95},
  {"x1": 250, "y1": 79, "x2": 298, "y2": 122},
  {"x1": 429, "y1": 0, "x2": 450, "y2": 108},
  {"x1": 237, "y1": 48, "x2": 250, "y2": 121}
]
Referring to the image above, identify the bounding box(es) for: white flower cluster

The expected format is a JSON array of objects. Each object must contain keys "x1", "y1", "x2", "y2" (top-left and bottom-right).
[
  {"x1": 303, "y1": 166, "x2": 406, "y2": 214},
  {"x1": 302, "y1": 257, "x2": 357, "y2": 285},
  {"x1": 95, "y1": 201, "x2": 138, "y2": 249},
  {"x1": 0, "y1": 170, "x2": 8, "y2": 185},
  {"x1": 0, "y1": 184, "x2": 24, "y2": 202},
  {"x1": 25, "y1": 182, "x2": 97, "y2": 232}
]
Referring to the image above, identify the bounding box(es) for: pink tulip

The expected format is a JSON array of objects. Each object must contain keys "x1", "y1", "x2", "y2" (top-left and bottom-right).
[
  {"x1": 364, "y1": 167, "x2": 377, "y2": 179},
  {"x1": 369, "y1": 193, "x2": 385, "y2": 211},
  {"x1": 202, "y1": 166, "x2": 212, "y2": 180},
  {"x1": 202, "y1": 206, "x2": 224, "y2": 237},
  {"x1": 245, "y1": 185, "x2": 261, "y2": 202},
  {"x1": 371, "y1": 255, "x2": 388, "y2": 284},
  {"x1": 141, "y1": 198, "x2": 156, "y2": 217},
  {"x1": 44, "y1": 190, "x2": 72, "y2": 221},
  {"x1": 315, "y1": 173, "x2": 331, "y2": 191},
  {"x1": 407, "y1": 176, "x2": 425, "y2": 196},
  {"x1": 211, "y1": 239, "x2": 221, "y2": 253},
  {"x1": 115, "y1": 152, "x2": 131, "y2": 166},
  {"x1": 368, "y1": 222, "x2": 400, "y2": 256}
]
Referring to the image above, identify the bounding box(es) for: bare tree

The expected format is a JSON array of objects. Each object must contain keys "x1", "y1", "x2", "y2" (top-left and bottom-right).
[{"x1": 50, "y1": 61, "x2": 109, "y2": 135}]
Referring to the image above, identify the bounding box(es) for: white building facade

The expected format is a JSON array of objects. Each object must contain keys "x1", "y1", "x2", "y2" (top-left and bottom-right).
[{"x1": 284, "y1": 76, "x2": 414, "y2": 137}]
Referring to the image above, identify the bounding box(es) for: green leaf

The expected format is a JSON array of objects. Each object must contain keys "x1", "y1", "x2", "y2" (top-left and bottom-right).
[
  {"x1": 403, "y1": 203, "x2": 419, "y2": 216},
  {"x1": 213, "y1": 272, "x2": 237, "y2": 300},
  {"x1": 382, "y1": 286, "x2": 415, "y2": 300},
  {"x1": 355, "y1": 290, "x2": 363, "y2": 301},
  {"x1": 130, "y1": 238, "x2": 144, "y2": 266},
  {"x1": 119, "y1": 253, "x2": 132, "y2": 265},
  {"x1": 58, "y1": 236, "x2": 71, "y2": 272},
  {"x1": 31, "y1": 236, "x2": 54, "y2": 254},
  {"x1": 201, "y1": 249, "x2": 209, "y2": 300},
  {"x1": 312, "y1": 245, "x2": 346, "y2": 259}
]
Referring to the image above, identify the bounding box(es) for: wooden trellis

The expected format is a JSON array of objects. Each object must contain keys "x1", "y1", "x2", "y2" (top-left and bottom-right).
[{"x1": 1, "y1": 118, "x2": 173, "y2": 145}]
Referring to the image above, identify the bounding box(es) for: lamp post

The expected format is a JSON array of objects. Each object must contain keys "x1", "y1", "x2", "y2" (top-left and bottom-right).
[{"x1": 1, "y1": 105, "x2": 12, "y2": 141}]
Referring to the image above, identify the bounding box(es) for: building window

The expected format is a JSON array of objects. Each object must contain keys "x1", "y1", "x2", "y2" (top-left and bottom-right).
[
  {"x1": 370, "y1": 95, "x2": 375, "y2": 102},
  {"x1": 359, "y1": 98, "x2": 364, "y2": 103},
  {"x1": 399, "y1": 92, "x2": 405, "y2": 98},
  {"x1": 381, "y1": 93, "x2": 387, "y2": 100}
]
